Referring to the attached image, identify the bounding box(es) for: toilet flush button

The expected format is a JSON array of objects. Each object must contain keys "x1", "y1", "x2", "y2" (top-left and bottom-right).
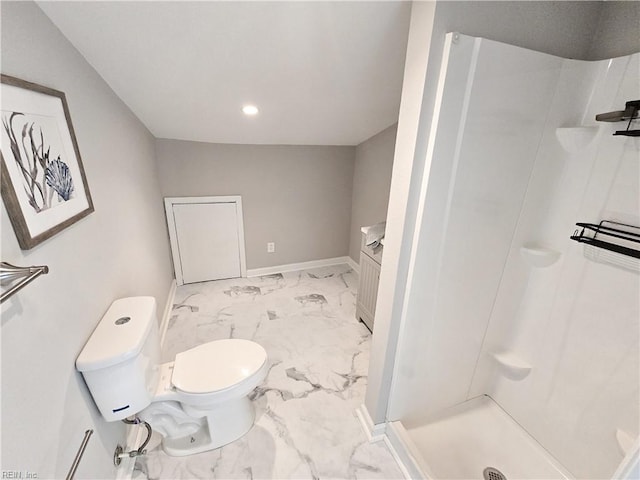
[{"x1": 115, "y1": 317, "x2": 131, "y2": 325}]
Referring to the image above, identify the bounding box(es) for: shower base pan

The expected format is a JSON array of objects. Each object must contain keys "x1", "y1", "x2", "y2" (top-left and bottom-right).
[{"x1": 389, "y1": 395, "x2": 572, "y2": 480}]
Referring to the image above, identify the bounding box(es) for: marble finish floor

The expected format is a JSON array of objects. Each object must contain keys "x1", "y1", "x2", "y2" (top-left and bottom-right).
[{"x1": 134, "y1": 265, "x2": 404, "y2": 479}]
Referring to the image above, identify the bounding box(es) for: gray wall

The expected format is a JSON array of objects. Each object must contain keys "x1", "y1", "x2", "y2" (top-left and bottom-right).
[
  {"x1": 431, "y1": 1, "x2": 604, "y2": 60},
  {"x1": 348, "y1": 124, "x2": 397, "y2": 263},
  {"x1": 155, "y1": 140, "x2": 355, "y2": 270},
  {"x1": 1, "y1": 2, "x2": 173, "y2": 478},
  {"x1": 588, "y1": 1, "x2": 640, "y2": 59}
]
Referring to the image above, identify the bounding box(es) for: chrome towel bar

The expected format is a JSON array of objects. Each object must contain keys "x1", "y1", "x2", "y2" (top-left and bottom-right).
[
  {"x1": 0, "y1": 261, "x2": 49, "y2": 303},
  {"x1": 65, "y1": 429, "x2": 93, "y2": 480}
]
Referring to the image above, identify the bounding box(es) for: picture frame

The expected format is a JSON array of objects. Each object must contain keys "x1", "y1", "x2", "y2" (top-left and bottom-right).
[{"x1": 1, "y1": 74, "x2": 94, "y2": 250}]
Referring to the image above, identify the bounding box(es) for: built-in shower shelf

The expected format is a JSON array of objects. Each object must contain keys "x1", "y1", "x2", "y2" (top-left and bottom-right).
[
  {"x1": 555, "y1": 126, "x2": 599, "y2": 153},
  {"x1": 520, "y1": 244, "x2": 561, "y2": 268},
  {"x1": 616, "y1": 428, "x2": 635, "y2": 456},
  {"x1": 492, "y1": 351, "x2": 532, "y2": 380}
]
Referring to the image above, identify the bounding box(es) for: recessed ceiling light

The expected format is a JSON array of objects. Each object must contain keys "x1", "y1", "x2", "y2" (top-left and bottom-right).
[{"x1": 242, "y1": 105, "x2": 259, "y2": 116}]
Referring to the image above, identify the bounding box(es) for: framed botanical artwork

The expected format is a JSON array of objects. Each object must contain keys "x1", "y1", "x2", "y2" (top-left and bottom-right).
[{"x1": 1, "y1": 74, "x2": 94, "y2": 250}]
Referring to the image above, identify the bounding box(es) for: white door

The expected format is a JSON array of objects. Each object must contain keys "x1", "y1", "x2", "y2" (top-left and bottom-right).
[{"x1": 165, "y1": 197, "x2": 246, "y2": 285}]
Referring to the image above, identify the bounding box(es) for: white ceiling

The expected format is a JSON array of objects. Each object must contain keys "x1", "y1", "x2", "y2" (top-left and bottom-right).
[{"x1": 38, "y1": 1, "x2": 411, "y2": 146}]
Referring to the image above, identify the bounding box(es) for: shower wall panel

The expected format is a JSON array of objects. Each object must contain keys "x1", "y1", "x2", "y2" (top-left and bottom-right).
[
  {"x1": 388, "y1": 31, "x2": 639, "y2": 479},
  {"x1": 387, "y1": 34, "x2": 562, "y2": 423},
  {"x1": 469, "y1": 52, "x2": 640, "y2": 479}
]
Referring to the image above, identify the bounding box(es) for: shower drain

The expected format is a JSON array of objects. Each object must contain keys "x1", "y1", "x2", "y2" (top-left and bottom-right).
[{"x1": 483, "y1": 467, "x2": 507, "y2": 480}]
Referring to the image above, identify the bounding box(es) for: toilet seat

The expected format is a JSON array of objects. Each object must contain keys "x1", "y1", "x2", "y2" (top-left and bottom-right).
[{"x1": 170, "y1": 339, "x2": 268, "y2": 406}]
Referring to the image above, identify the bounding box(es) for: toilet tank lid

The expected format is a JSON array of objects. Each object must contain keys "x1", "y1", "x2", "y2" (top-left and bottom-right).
[{"x1": 76, "y1": 296, "x2": 157, "y2": 372}]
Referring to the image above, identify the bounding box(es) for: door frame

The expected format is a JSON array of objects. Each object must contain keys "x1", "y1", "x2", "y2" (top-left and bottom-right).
[{"x1": 164, "y1": 195, "x2": 247, "y2": 285}]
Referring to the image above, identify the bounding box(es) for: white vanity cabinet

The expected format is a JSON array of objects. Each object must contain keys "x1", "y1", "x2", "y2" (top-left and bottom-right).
[{"x1": 356, "y1": 233, "x2": 382, "y2": 332}]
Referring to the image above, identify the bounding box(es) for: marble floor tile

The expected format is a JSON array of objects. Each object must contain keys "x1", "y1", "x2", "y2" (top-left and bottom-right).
[{"x1": 134, "y1": 265, "x2": 404, "y2": 479}]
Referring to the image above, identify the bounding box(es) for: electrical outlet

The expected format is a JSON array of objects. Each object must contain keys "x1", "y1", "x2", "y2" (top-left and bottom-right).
[{"x1": 267, "y1": 242, "x2": 275, "y2": 253}]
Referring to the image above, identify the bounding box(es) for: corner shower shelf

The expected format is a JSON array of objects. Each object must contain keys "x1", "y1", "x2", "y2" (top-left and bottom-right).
[
  {"x1": 555, "y1": 126, "x2": 599, "y2": 153},
  {"x1": 520, "y1": 244, "x2": 561, "y2": 268},
  {"x1": 492, "y1": 351, "x2": 532, "y2": 380}
]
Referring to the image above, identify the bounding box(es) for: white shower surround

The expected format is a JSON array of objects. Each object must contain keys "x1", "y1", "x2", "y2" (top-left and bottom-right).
[{"x1": 386, "y1": 33, "x2": 639, "y2": 479}]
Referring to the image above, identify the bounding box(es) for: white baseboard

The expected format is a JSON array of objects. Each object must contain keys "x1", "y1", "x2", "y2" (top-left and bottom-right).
[
  {"x1": 347, "y1": 256, "x2": 360, "y2": 274},
  {"x1": 246, "y1": 256, "x2": 354, "y2": 277},
  {"x1": 354, "y1": 405, "x2": 416, "y2": 479},
  {"x1": 383, "y1": 433, "x2": 414, "y2": 480},
  {"x1": 355, "y1": 404, "x2": 386, "y2": 442},
  {"x1": 159, "y1": 279, "x2": 177, "y2": 348},
  {"x1": 386, "y1": 421, "x2": 430, "y2": 480}
]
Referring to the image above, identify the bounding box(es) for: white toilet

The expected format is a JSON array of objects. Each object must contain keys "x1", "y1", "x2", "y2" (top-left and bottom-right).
[{"x1": 76, "y1": 296, "x2": 268, "y2": 456}]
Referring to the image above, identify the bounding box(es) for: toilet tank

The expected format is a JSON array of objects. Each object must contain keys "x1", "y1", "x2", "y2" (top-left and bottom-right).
[{"x1": 76, "y1": 296, "x2": 161, "y2": 421}]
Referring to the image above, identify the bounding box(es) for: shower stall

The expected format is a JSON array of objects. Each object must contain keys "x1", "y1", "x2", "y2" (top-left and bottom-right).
[{"x1": 385, "y1": 33, "x2": 639, "y2": 479}]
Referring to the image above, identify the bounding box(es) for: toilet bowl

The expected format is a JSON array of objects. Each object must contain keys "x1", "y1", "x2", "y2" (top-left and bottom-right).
[
  {"x1": 139, "y1": 339, "x2": 268, "y2": 455},
  {"x1": 76, "y1": 297, "x2": 268, "y2": 456}
]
